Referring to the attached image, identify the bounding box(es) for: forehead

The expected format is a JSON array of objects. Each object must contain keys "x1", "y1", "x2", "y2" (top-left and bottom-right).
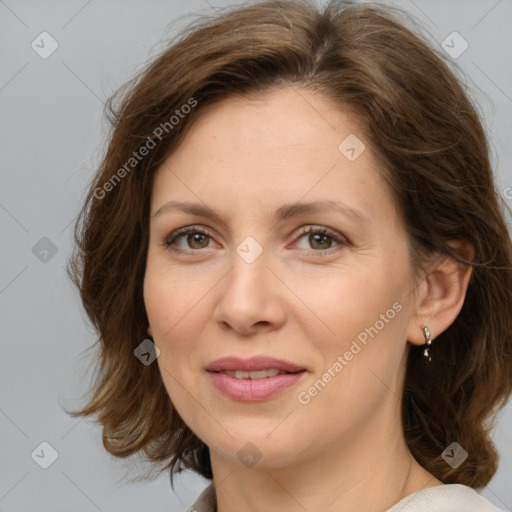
[
  {"x1": 174, "y1": 86, "x2": 363, "y2": 157},
  {"x1": 151, "y1": 86, "x2": 395, "y2": 223}
]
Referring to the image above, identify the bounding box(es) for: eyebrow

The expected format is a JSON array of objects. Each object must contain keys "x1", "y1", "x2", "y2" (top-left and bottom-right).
[{"x1": 152, "y1": 199, "x2": 369, "y2": 225}]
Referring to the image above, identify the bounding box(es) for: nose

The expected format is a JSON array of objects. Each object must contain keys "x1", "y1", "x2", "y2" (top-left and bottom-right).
[{"x1": 213, "y1": 247, "x2": 287, "y2": 336}]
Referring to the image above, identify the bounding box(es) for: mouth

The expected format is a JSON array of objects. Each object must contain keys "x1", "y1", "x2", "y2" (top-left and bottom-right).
[
  {"x1": 207, "y1": 369, "x2": 307, "y2": 402},
  {"x1": 211, "y1": 368, "x2": 306, "y2": 380},
  {"x1": 205, "y1": 356, "x2": 308, "y2": 400},
  {"x1": 205, "y1": 355, "x2": 307, "y2": 374}
]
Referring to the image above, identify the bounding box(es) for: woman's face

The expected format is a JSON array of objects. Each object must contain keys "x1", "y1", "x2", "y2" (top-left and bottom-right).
[{"x1": 144, "y1": 85, "x2": 421, "y2": 470}]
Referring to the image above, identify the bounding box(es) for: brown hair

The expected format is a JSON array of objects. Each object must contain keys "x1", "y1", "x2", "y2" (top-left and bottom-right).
[{"x1": 66, "y1": 0, "x2": 512, "y2": 489}]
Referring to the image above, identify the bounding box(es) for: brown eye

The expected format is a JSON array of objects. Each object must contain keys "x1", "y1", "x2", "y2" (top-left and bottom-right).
[
  {"x1": 308, "y1": 232, "x2": 334, "y2": 250},
  {"x1": 292, "y1": 225, "x2": 348, "y2": 255},
  {"x1": 186, "y1": 232, "x2": 210, "y2": 249},
  {"x1": 164, "y1": 226, "x2": 214, "y2": 253}
]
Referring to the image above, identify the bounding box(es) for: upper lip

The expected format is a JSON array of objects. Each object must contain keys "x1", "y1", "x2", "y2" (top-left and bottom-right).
[{"x1": 205, "y1": 356, "x2": 307, "y2": 373}]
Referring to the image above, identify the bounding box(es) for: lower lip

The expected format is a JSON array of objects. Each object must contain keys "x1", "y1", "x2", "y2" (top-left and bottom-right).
[{"x1": 207, "y1": 371, "x2": 307, "y2": 401}]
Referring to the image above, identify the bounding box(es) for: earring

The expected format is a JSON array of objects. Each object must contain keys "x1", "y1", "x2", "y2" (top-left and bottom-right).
[{"x1": 421, "y1": 324, "x2": 433, "y2": 362}]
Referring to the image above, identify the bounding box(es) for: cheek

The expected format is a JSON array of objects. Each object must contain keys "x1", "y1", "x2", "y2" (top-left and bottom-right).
[
  {"x1": 295, "y1": 314, "x2": 408, "y2": 443},
  {"x1": 143, "y1": 265, "x2": 211, "y2": 384},
  {"x1": 291, "y1": 265, "x2": 408, "y2": 398},
  {"x1": 287, "y1": 264, "x2": 401, "y2": 344},
  {"x1": 143, "y1": 270, "x2": 197, "y2": 407},
  {"x1": 144, "y1": 264, "x2": 200, "y2": 336}
]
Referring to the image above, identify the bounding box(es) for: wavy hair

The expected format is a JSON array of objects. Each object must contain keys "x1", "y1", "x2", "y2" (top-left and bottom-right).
[{"x1": 66, "y1": 0, "x2": 512, "y2": 489}]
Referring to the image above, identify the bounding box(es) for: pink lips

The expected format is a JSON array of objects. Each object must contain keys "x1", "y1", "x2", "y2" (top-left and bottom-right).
[
  {"x1": 205, "y1": 355, "x2": 307, "y2": 373},
  {"x1": 205, "y1": 356, "x2": 307, "y2": 402}
]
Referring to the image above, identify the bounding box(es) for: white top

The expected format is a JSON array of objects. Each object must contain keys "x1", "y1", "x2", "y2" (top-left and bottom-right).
[{"x1": 187, "y1": 482, "x2": 505, "y2": 511}]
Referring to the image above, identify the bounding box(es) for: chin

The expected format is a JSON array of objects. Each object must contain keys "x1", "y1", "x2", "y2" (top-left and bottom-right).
[{"x1": 207, "y1": 426, "x2": 308, "y2": 470}]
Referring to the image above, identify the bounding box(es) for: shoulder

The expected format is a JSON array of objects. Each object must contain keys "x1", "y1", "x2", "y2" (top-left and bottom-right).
[
  {"x1": 386, "y1": 483, "x2": 504, "y2": 512},
  {"x1": 187, "y1": 482, "x2": 504, "y2": 512},
  {"x1": 186, "y1": 483, "x2": 216, "y2": 512}
]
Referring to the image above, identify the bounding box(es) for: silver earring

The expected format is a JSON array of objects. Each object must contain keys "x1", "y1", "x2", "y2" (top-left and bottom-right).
[{"x1": 421, "y1": 324, "x2": 433, "y2": 362}]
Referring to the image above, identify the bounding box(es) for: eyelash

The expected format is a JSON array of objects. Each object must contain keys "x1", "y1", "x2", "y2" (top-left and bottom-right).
[{"x1": 163, "y1": 224, "x2": 349, "y2": 256}]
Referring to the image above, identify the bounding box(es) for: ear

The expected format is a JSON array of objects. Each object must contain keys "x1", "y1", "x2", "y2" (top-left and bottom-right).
[
  {"x1": 147, "y1": 325, "x2": 153, "y2": 338},
  {"x1": 406, "y1": 239, "x2": 474, "y2": 346}
]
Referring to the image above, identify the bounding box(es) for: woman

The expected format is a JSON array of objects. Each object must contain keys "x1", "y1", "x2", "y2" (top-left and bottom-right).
[{"x1": 66, "y1": 0, "x2": 512, "y2": 510}]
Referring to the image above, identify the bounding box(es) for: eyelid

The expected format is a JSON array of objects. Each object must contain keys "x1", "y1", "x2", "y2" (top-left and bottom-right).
[
  {"x1": 289, "y1": 225, "x2": 349, "y2": 255},
  {"x1": 292, "y1": 225, "x2": 348, "y2": 244},
  {"x1": 164, "y1": 224, "x2": 216, "y2": 250}
]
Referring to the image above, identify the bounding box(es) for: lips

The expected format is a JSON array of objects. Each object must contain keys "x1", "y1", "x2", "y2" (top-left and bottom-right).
[
  {"x1": 205, "y1": 356, "x2": 306, "y2": 374},
  {"x1": 205, "y1": 356, "x2": 308, "y2": 400}
]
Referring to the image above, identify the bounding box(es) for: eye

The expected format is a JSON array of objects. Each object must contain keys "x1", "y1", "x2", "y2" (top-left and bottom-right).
[
  {"x1": 291, "y1": 225, "x2": 349, "y2": 255},
  {"x1": 164, "y1": 225, "x2": 215, "y2": 253},
  {"x1": 163, "y1": 225, "x2": 349, "y2": 255}
]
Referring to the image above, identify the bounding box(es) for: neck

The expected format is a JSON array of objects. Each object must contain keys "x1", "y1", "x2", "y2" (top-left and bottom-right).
[{"x1": 210, "y1": 400, "x2": 442, "y2": 512}]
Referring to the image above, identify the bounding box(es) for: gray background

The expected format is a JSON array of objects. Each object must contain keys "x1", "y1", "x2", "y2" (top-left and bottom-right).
[{"x1": 1, "y1": 0, "x2": 511, "y2": 510}]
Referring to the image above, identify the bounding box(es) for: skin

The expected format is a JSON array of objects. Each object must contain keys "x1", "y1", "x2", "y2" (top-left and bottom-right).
[{"x1": 143, "y1": 85, "x2": 473, "y2": 512}]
